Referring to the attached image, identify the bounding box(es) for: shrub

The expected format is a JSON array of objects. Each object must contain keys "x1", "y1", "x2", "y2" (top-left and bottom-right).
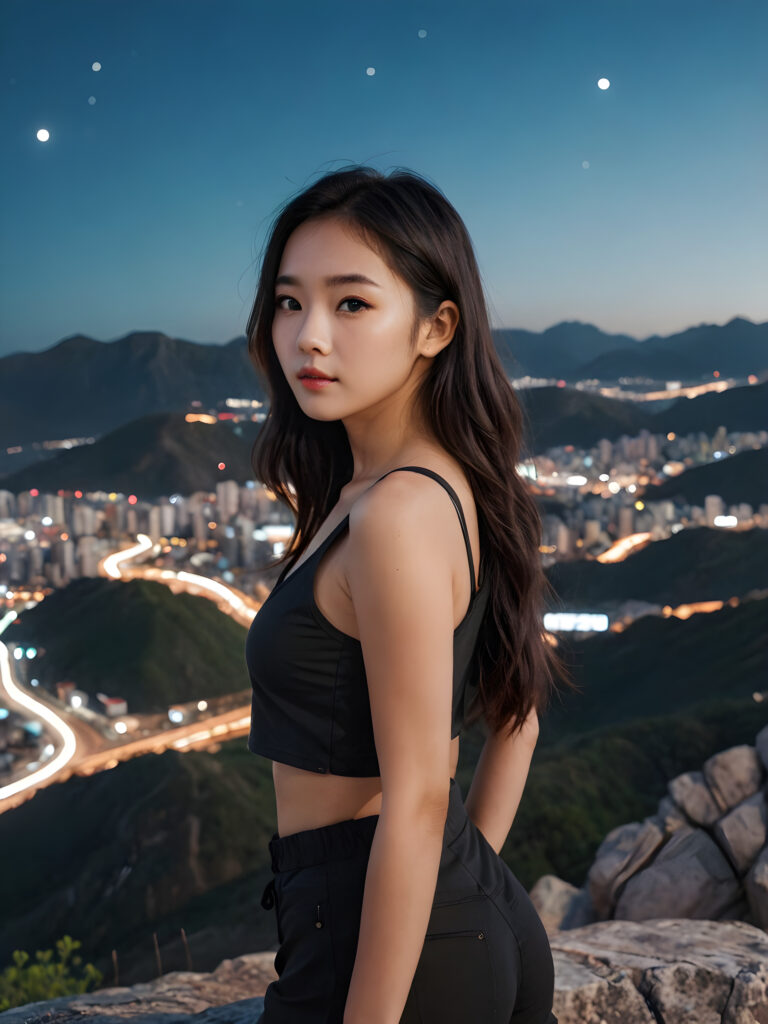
[{"x1": 0, "y1": 935, "x2": 102, "y2": 1011}]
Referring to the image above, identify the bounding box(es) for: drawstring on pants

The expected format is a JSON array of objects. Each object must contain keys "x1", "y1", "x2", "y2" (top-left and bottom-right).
[
  {"x1": 260, "y1": 877, "x2": 324, "y2": 928},
  {"x1": 260, "y1": 877, "x2": 276, "y2": 910}
]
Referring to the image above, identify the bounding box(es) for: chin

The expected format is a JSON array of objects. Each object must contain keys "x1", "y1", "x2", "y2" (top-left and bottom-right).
[
  {"x1": 306, "y1": 411, "x2": 342, "y2": 422},
  {"x1": 296, "y1": 401, "x2": 342, "y2": 423}
]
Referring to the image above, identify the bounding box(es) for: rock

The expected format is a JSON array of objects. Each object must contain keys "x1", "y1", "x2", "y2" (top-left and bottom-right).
[
  {"x1": 560, "y1": 886, "x2": 599, "y2": 930},
  {"x1": 613, "y1": 824, "x2": 741, "y2": 920},
  {"x1": 566, "y1": 727, "x2": 768, "y2": 931},
  {"x1": 719, "y1": 893, "x2": 755, "y2": 925},
  {"x1": 551, "y1": 919, "x2": 768, "y2": 1024},
  {"x1": 0, "y1": 951, "x2": 274, "y2": 1024},
  {"x1": 587, "y1": 819, "x2": 666, "y2": 919},
  {"x1": 713, "y1": 791, "x2": 768, "y2": 876},
  {"x1": 528, "y1": 874, "x2": 597, "y2": 932},
  {"x1": 755, "y1": 724, "x2": 768, "y2": 775},
  {"x1": 652, "y1": 794, "x2": 689, "y2": 833},
  {"x1": 744, "y1": 843, "x2": 768, "y2": 930},
  {"x1": 528, "y1": 873, "x2": 579, "y2": 932},
  {"x1": 703, "y1": 745, "x2": 765, "y2": 814},
  {"x1": 526, "y1": 727, "x2": 768, "y2": 937},
  {"x1": 3, "y1": 921, "x2": 766, "y2": 1024},
  {"x1": 668, "y1": 770, "x2": 722, "y2": 826},
  {"x1": 549, "y1": 950, "x2": 656, "y2": 1023}
]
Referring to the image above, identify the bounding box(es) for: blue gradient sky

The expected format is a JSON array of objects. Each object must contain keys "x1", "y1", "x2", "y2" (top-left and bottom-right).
[{"x1": 1, "y1": 0, "x2": 766, "y2": 357}]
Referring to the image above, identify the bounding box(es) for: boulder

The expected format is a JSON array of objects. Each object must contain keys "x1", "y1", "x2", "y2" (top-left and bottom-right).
[
  {"x1": 713, "y1": 791, "x2": 768, "y2": 876},
  {"x1": 613, "y1": 824, "x2": 741, "y2": 920},
  {"x1": 703, "y1": 745, "x2": 764, "y2": 814},
  {"x1": 668, "y1": 770, "x2": 722, "y2": 826},
  {"x1": 744, "y1": 843, "x2": 768, "y2": 930},
  {"x1": 755, "y1": 724, "x2": 768, "y2": 774},
  {"x1": 587, "y1": 819, "x2": 666, "y2": 918},
  {"x1": 652, "y1": 793, "x2": 689, "y2": 833},
  {"x1": 550, "y1": 918, "x2": 768, "y2": 1024},
  {"x1": 528, "y1": 874, "x2": 597, "y2": 932}
]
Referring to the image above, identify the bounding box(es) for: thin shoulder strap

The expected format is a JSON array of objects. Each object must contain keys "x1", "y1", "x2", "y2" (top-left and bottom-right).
[
  {"x1": 374, "y1": 466, "x2": 476, "y2": 595},
  {"x1": 273, "y1": 515, "x2": 349, "y2": 588}
]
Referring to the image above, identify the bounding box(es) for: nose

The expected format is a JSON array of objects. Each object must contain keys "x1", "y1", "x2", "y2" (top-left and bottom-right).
[
  {"x1": 296, "y1": 305, "x2": 332, "y2": 355},
  {"x1": 298, "y1": 330, "x2": 331, "y2": 356}
]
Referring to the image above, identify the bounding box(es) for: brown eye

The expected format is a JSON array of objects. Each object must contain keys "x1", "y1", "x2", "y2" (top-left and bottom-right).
[{"x1": 339, "y1": 298, "x2": 370, "y2": 313}]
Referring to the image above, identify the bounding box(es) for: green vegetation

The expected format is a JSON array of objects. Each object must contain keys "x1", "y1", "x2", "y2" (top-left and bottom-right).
[
  {"x1": 1, "y1": 411, "x2": 260, "y2": 500},
  {"x1": 546, "y1": 526, "x2": 768, "y2": 609},
  {"x1": 0, "y1": 936, "x2": 102, "y2": 1011},
  {"x1": 6, "y1": 576, "x2": 251, "y2": 713},
  {"x1": 0, "y1": 743, "x2": 276, "y2": 941},
  {"x1": 543, "y1": 597, "x2": 767, "y2": 741}
]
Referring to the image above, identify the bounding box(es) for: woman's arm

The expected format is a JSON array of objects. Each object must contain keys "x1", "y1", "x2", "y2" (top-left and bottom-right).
[
  {"x1": 341, "y1": 473, "x2": 464, "y2": 1024},
  {"x1": 463, "y1": 709, "x2": 539, "y2": 854},
  {"x1": 343, "y1": 795, "x2": 447, "y2": 1024}
]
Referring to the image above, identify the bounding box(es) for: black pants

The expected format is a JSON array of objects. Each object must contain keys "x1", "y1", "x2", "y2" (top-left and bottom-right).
[{"x1": 258, "y1": 776, "x2": 557, "y2": 1023}]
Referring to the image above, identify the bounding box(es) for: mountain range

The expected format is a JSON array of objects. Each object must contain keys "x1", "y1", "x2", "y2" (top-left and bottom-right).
[
  {"x1": 1, "y1": 385, "x2": 766, "y2": 499},
  {"x1": 1, "y1": 317, "x2": 765, "y2": 451}
]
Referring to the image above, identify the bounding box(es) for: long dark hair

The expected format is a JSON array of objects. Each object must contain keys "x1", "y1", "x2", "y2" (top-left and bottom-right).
[{"x1": 245, "y1": 164, "x2": 577, "y2": 740}]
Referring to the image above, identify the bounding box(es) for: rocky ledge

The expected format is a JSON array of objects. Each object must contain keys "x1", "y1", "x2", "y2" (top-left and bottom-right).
[
  {"x1": 2, "y1": 917, "x2": 767, "y2": 1023},
  {"x1": 531, "y1": 724, "x2": 768, "y2": 934}
]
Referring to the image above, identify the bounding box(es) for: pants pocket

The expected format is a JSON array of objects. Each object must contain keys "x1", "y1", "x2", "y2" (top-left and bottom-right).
[
  {"x1": 409, "y1": 925, "x2": 498, "y2": 1023},
  {"x1": 267, "y1": 865, "x2": 336, "y2": 1007}
]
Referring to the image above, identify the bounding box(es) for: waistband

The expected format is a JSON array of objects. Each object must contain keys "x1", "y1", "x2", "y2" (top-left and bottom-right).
[{"x1": 268, "y1": 775, "x2": 468, "y2": 874}]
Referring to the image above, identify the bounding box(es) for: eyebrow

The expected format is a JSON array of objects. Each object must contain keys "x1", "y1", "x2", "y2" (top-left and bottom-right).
[{"x1": 274, "y1": 273, "x2": 381, "y2": 289}]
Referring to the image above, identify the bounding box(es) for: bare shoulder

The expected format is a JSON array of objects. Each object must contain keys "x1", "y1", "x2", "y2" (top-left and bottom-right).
[{"x1": 346, "y1": 466, "x2": 464, "y2": 581}]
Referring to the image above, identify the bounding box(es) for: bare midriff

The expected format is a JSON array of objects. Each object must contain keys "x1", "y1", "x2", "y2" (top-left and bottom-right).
[{"x1": 273, "y1": 736, "x2": 460, "y2": 838}]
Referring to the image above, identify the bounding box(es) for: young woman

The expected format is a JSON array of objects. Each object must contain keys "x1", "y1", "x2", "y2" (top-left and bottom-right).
[{"x1": 244, "y1": 165, "x2": 574, "y2": 1024}]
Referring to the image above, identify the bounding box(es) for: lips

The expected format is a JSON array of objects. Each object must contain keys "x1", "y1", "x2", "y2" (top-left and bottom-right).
[{"x1": 298, "y1": 369, "x2": 337, "y2": 381}]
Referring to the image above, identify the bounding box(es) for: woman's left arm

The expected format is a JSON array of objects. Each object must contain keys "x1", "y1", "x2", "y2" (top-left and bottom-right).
[
  {"x1": 343, "y1": 793, "x2": 448, "y2": 1024},
  {"x1": 341, "y1": 474, "x2": 461, "y2": 1024}
]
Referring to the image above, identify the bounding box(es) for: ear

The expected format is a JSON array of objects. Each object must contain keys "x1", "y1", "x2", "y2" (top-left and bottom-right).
[{"x1": 418, "y1": 300, "x2": 460, "y2": 358}]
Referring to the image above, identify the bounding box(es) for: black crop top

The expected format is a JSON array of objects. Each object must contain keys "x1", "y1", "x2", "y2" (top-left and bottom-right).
[{"x1": 245, "y1": 466, "x2": 491, "y2": 776}]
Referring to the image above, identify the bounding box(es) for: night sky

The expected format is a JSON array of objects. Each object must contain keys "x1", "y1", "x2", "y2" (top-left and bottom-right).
[{"x1": 1, "y1": 0, "x2": 766, "y2": 357}]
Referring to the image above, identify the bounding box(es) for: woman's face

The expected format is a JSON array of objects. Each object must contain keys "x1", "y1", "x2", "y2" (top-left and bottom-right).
[{"x1": 271, "y1": 215, "x2": 429, "y2": 422}]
